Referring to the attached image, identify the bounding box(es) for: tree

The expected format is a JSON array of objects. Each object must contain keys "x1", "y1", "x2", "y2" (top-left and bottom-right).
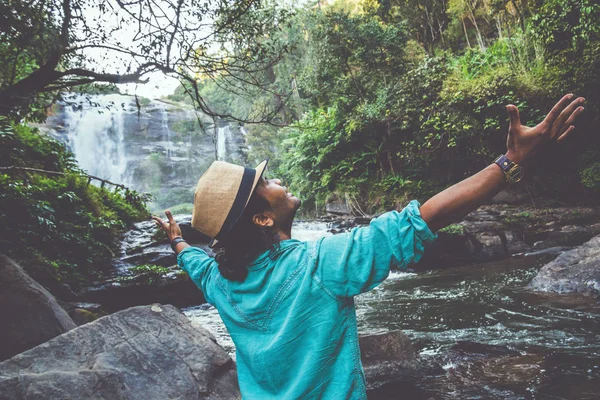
[{"x1": 0, "y1": 0, "x2": 292, "y2": 121}]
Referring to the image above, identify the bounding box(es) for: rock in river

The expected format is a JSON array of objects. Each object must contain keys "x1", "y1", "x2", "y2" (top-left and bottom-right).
[
  {"x1": 528, "y1": 234, "x2": 600, "y2": 298},
  {"x1": 359, "y1": 331, "x2": 423, "y2": 392},
  {"x1": 0, "y1": 254, "x2": 76, "y2": 362},
  {"x1": 0, "y1": 304, "x2": 239, "y2": 399}
]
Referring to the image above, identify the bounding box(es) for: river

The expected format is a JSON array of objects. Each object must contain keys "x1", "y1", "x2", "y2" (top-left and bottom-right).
[{"x1": 184, "y1": 223, "x2": 600, "y2": 399}]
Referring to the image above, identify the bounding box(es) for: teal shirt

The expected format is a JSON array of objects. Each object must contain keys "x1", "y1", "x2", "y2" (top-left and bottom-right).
[{"x1": 177, "y1": 200, "x2": 436, "y2": 399}]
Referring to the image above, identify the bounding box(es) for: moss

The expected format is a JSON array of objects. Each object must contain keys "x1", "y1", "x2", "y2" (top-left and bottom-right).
[
  {"x1": 439, "y1": 224, "x2": 465, "y2": 235},
  {"x1": 0, "y1": 122, "x2": 148, "y2": 290}
]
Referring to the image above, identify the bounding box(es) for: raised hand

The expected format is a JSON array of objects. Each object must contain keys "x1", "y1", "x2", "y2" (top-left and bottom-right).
[
  {"x1": 152, "y1": 210, "x2": 183, "y2": 241},
  {"x1": 505, "y1": 94, "x2": 585, "y2": 164}
]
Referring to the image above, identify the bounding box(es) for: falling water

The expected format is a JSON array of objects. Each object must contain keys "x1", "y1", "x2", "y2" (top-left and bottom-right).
[
  {"x1": 216, "y1": 125, "x2": 234, "y2": 161},
  {"x1": 45, "y1": 93, "x2": 248, "y2": 207},
  {"x1": 158, "y1": 102, "x2": 173, "y2": 160},
  {"x1": 60, "y1": 94, "x2": 132, "y2": 185}
]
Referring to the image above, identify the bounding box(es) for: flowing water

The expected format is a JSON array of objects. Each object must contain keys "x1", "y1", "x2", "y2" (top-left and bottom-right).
[
  {"x1": 58, "y1": 94, "x2": 131, "y2": 185},
  {"x1": 185, "y1": 224, "x2": 600, "y2": 399}
]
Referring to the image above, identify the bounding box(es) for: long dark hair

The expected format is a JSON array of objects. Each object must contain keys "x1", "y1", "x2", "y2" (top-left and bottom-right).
[{"x1": 214, "y1": 191, "x2": 280, "y2": 282}]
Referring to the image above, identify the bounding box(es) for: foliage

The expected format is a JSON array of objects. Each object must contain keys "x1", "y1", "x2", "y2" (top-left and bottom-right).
[
  {"x1": 0, "y1": 122, "x2": 147, "y2": 288},
  {"x1": 129, "y1": 264, "x2": 170, "y2": 275},
  {"x1": 194, "y1": 0, "x2": 600, "y2": 212},
  {"x1": 0, "y1": 0, "x2": 293, "y2": 122},
  {"x1": 129, "y1": 264, "x2": 171, "y2": 284},
  {"x1": 581, "y1": 163, "x2": 600, "y2": 190},
  {"x1": 438, "y1": 224, "x2": 465, "y2": 235}
]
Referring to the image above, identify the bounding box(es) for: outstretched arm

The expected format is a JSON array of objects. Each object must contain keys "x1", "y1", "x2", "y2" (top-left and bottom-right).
[{"x1": 420, "y1": 94, "x2": 585, "y2": 232}]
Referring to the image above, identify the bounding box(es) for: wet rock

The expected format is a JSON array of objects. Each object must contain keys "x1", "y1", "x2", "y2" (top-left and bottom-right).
[
  {"x1": 0, "y1": 254, "x2": 77, "y2": 362},
  {"x1": 0, "y1": 304, "x2": 240, "y2": 399},
  {"x1": 532, "y1": 223, "x2": 600, "y2": 250},
  {"x1": 523, "y1": 246, "x2": 573, "y2": 257},
  {"x1": 474, "y1": 233, "x2": 507, "y2": 260},
  {"x1": 528, "y1": 234, "x2": 600, "y2": 298},
  {"x1": 359, "y1": 331, "x2": 421, "y2": 391},
  {"x1": 491, "y1": 188, "x2": 528, "y2": 204},
  {"x1": 450, "y1": 341, "x2": 520, "y2": 358},
  {"x1": 418, "y1": 205, "x2": 600, "y2": 269},
  {"x1": 504, "y1": 230, "x2": 531, "y2": 254},
  {"x1": 79, "y1": 266, "x2": 206, "y2": 313},
  {"x1": 88, "y1": 214, "x2": 213, "y2": 312},
  {"x1": 116, "y1": 216, "x2": 211, "y2": 273},
  {"x1": 67, "y1": 308, "x2": 99, "y2": 326},
  {"x1": 326, "y1": 200, "x2": 351, "y2": 215},
  {"x1": 120, "y1": 243, "x2": 177, "y2": 268}
]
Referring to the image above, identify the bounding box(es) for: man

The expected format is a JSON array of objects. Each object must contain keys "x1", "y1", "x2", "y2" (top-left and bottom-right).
[{"x1": 153, "y1": 94, "x2": 585, "y2": 399}]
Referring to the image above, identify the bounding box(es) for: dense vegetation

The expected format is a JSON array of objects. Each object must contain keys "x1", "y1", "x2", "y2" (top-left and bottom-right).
[
  {"x1": 191, "y1": 0, "x2": 600, "y2": 213},
  {"x1": 2, "y1": 0, "x2": 599, "y2": 291},
  {"x1": 0, "y1": 0, "x2": 290, "y2": 292},
  {"x1": 0, "y1": 119, "x2": 148, "y2": 290}
]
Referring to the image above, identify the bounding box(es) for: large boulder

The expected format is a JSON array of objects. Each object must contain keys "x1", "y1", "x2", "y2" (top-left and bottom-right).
[
  {"x1": 528, "y1": 234, "x2": 600, "y2": 297},
  {"x1": 0, "y1": 254, "x2": 76, "y2": 362},
  {"x1": 0, "y1": 304, "x2": 240, "y2": 400}
]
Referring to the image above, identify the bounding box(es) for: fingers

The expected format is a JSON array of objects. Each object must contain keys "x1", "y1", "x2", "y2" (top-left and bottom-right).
[
  {"x1": 165, "y1": 210, "x2": 175, "y2": 223},
  {"x1": 151, "y1": 215, "x2": 167, "y2": 231},
  {"x1": 563, "y1": 106, "x2": 585, "y2": 127},
  {"x1": 557, "y1": 125, "x2": 576, "y2": 142},
  {"x1": 506, "y1": 105, "x2": 521, "y2": 131},
  {"x1": 553, "y1": 98, "x2": 585, "y2": 137},
  {"x1": 542, "y1": 94, "x2": 574, "y2": 126}
]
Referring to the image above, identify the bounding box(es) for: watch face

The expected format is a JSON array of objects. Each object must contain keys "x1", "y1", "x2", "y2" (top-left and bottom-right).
[{"x1": 507, "y1": 165, "x2": 524, "y2": 183}]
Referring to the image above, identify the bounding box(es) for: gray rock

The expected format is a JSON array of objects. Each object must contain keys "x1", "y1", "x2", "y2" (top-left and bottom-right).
[
  {"x1": 0, "y1": 304, "x2": 240, "y2": 400},
  {"x1": 359, "y1": 331, "x2": 420, "y2": 391},
  {"x1": 532, "y1": 223, "x2": 600, "y2": 250},
  {"x1": 79, "y1": 267, "x2": 206, "y2": 313},
  {"x1": 67, "y1": 308, "x2": 99, "y2": 326},
  {"x1": 473, "y1": 233, "x2": 507, "y2": 259},
  {"x1": 0, "y1": 254, "x2": 77, "y2": 362},
  {"x1": 326, "y1": 200, "x2": 351, "y2": 215},
  {"x1": 528, "y1": 234, "x2": 600, "y2": 297},
  {"x1": 491, "y1": 188, "x2": 528, "y2": 204}
]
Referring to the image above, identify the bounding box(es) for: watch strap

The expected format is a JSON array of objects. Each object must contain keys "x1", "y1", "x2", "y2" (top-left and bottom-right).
[{"x1": 494, "y1": 154, "x2": 513, "y2": 173}]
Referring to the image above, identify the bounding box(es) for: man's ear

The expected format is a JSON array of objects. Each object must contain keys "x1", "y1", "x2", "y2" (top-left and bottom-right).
[{"x1": 252, "y1": 213, "x2": 274, "y2": 228}]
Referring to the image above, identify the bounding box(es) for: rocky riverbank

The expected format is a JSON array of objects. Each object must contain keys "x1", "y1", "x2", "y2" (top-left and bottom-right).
[
  {"x1": 327, "y1": 204, "x2": 600, "y2": 269},
  {"x1": 75, "y1": 204, "x2": 600, "y2": 314},
  {"x1": 2, "y1": 203, "x2": 600, "y2": 398},
  {"x1": 0, "y1": 252, "x2": 428, "y2": 399}
]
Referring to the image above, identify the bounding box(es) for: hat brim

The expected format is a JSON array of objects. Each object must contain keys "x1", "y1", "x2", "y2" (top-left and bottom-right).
[{"x1": 209, "y1": 159, "x2": 269, "y2": 248}]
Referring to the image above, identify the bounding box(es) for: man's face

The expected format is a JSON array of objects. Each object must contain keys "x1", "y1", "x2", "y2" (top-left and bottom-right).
[{"x1": 254, "y1": 177, "x2": 301, "y2": 231}]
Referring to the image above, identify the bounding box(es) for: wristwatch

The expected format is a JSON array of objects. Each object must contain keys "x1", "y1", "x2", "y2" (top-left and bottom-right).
[{"x1": 494, "y1": 154, "x2": 524, "y2": 183}]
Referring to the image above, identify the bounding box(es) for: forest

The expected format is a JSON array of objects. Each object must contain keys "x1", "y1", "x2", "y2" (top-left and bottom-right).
[
  {"x1": 182, "y1": 0, "x2": 600, "y2": 213},
  {"x1": 1, "y1": 0, "x2": 600, "y2": 286}
]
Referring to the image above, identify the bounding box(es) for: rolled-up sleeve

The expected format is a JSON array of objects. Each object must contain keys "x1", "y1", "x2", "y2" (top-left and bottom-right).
[
  {"x1": 313, "y1": 200, "x2": 437, "y2": 298},
  {"x1": 177, "y1": 247, "x2": 218, "y2": 304}
]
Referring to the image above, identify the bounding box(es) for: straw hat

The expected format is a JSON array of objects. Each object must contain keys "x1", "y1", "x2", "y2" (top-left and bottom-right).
[{"x1": 192, "y1": 159, "x2": 268, "y2": 241}]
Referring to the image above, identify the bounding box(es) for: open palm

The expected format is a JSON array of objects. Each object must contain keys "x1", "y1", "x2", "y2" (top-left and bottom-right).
[{"x1": 505, "y1": 94, "x2": 585, "y2": 164}]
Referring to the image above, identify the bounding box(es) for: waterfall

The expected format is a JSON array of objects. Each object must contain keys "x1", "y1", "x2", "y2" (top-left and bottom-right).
[
  {"x1": 158, "y1": 102, "x2": 172, "y2": 160},
  {"x1": 60, "y1": 94, "x2": 132, "y2": 185},
  {"x1": 45, "y1": 93, "x2": 248, "y2": 200},
  {"x1": 216, "y1": 125, "x2": 234, "y2": 161}
]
